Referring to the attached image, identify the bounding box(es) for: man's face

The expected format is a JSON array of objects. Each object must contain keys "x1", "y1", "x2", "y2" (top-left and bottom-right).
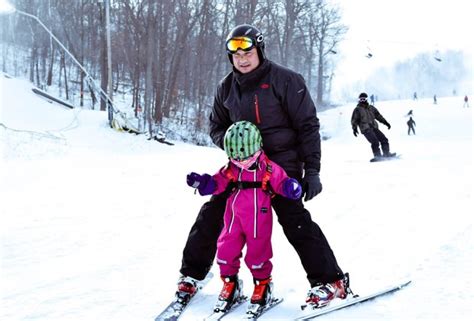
[{"x1": 232, "y1": 47, "x2": 260, "y2": 74}]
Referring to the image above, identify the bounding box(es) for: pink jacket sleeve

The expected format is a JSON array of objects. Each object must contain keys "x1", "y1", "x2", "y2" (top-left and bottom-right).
[
  {"x1": 211, "y1": 166, "x2": 232, "y2": 195},
  {"x1": 267, "y1": 161, "x2": 290, "y2": 196}
]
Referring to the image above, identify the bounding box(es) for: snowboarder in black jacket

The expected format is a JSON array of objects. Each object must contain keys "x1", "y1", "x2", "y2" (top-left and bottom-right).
[
  {"x1": 351, "y1": 92, "x2": 396, "y2": 161},
  {"x1": 177, "y1": 24, "x2": 348, "y2": 309}
]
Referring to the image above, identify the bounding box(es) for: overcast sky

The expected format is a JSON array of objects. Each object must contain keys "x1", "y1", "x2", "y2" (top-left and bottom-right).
[{"x1": 330, "y1": 0, "x2": 473, "y2": 87}]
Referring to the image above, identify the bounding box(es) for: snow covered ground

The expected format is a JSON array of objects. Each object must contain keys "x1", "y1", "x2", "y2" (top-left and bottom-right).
[{"x1": 1, "y1": 74, "x2": 472, "y2": 321}]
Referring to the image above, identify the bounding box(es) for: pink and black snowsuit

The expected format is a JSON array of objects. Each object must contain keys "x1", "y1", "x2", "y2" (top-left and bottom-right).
[{"x1": 211, "y1": 152, "x2": 290, "y2": 280}]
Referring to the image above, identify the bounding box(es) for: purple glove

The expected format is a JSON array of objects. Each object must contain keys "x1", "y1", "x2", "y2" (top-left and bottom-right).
[
  {"x1": 283, "y1": 178, "x2": 302, "y2": 200},
  {"x1": 186, "y1": 172, "x2": 216, "y2": 196}
]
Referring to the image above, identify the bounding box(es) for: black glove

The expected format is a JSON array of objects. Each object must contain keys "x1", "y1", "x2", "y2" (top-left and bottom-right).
[
  {"x1": 352, "y1": 127, "x2": 358, "y2": 137},
  {"x1": 302, "y1": 169, "x2": 323, "y2": 202},
  {"x1": 385, "y1": 122, "x2": 391, "y2": 130}
]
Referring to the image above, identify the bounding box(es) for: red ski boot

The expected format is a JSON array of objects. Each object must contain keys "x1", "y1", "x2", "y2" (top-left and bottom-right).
[
  {"x1": 214, "y1": 275, "x2": 244, "y2": 312},
  {"x1": 306, "y1": 273, "x2": 352, "y2": 308},
  {"x1": 176, "y1": 275, "x2": 199, "y2": 303},
  {"x1": 250, "y1": 277, "x2": 273, "y2": 305}
]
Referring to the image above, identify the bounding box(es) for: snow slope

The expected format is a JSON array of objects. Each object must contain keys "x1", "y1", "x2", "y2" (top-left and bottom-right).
[{"x1": 1, "y1": 74, "x2": 472, "y2": 321}]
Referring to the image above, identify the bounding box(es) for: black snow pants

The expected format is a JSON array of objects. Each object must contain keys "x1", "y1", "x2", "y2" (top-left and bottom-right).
[
  {"x1": 180, "y1": 171, "x2": 344, "y2": 287},
  {"x1": 362, "y1": 127, "x2": 390, "y2": 157}
]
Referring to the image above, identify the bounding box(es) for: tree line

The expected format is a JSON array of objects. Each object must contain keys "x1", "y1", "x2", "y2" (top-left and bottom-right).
[{"x1": 0, "y1": 0, "x2": 346, "y2": 142}]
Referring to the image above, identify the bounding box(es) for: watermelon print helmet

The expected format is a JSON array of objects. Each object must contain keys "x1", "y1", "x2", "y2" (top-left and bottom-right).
[{"x1": 224, "y1": 121, "x2": 262, "y2": 161}]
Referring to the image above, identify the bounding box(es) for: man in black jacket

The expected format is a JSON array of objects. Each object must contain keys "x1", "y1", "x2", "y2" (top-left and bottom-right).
[
  {"x1": 351, "y1": 92, "x2": 396, "y2": 161},
  {"x1": 177, "y1": 24, "x2": 348, "y2": 308}
]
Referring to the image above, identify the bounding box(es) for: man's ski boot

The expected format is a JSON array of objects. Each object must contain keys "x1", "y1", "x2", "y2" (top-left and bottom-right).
[
  {"x1": 305, "y1": 273, "x2": 352, "y2": 308},
  {"x1": 246, "y1": 277, "x2": 273, "y2": 315},
  {"x1": 176, "y1": 275, "x2": 199, "y2": 304},
  {"x1": 213, "y1": 275, "x2": 245, "y2": 312}
]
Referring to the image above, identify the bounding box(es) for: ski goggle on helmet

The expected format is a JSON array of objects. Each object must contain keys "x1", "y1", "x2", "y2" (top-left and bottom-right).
[
  {"x1": 226, "y1": 37, "x2": 256, "y2": 54},
  {"x1": 225, "y1": 24, "x2": 266, "y2": 63},
  {"x1": 359, "y1": 92, "x2": 368, "y2": 102},
  {"x1": 225, "y1": 25, "x2": 264, "y2": 54},
  {"x1": 224, "y1": 121, "x2": 262, "y2": 162}
]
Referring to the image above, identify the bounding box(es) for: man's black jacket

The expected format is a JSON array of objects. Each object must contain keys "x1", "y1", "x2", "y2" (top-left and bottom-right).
[
  {"x1": 209, "y1": 59, "x2": 321, "y2": 174},
  {"x1": 351, "y1": 101, "x2": 389, "y2": 133}
]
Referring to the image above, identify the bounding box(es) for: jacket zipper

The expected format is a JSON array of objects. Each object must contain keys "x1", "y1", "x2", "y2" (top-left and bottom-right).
[
  {"x1": 229, "y1": 190, "x2": 239, "y2": 233},
  {"x1": 229, "y1": 169, "x2": 259, "y2": 238},
  {"x1": 254, "y1": 94, "x2": 261, "y2": 124},
  {"x1": 253, "y1": 170, "x2": 258, "y2": 238},
  {"x1": 229, "y1": 169, "x2": 243, "y2": 233}
]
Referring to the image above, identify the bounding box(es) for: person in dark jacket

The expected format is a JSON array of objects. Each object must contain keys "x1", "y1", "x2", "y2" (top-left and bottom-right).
[
  {"x1": 351, "y1": 92, "x2": 396, "y2": 161},
  {"x1": 407, "y1": 116, "x2": 416, "y2": 135},
  {"x1": 176, "y1": 24, "x2": 349, "y2": 309},
  {"x1": 370, "y1": 94, "x2": 375, "y2": 105}
]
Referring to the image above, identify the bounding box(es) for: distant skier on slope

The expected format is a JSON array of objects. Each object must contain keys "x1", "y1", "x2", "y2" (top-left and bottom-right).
[
  {"x1": 351, "y1": 92, "x2": 396, "y2": 162},
  {"x1": 407, "y1": 116, "x2": 416, "y2": 135},
  {"x1": 186, "y1": 121, "x2": 302, "y2": 314}
]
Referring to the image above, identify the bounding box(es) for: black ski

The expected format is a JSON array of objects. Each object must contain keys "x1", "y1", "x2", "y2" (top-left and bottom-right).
[
  {"x1": 154, "y1": 272, "x2": 214, "y2": 321},
  {"x1": 295, "y1": 280, "x2": 411, "y2": 320},
  {"x1": 203, "y1": 295, "x2": 248, "y2": 321},
  {"x1": 243, "y1": 297, "x2": 284, "y2": 320}
]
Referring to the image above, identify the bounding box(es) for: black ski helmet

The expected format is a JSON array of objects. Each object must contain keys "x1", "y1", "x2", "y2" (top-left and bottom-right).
[
  {"x1": 358, "y1": 92, "x2": 369, "y2": 102},
  {"x1": 225, "y1": 24, "x2": 265, "y2": 64}
]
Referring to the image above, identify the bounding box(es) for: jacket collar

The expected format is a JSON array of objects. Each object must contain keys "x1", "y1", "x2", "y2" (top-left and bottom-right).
[
  {"x1": 233, "y1": 59, "x2": 270, "y2": 90},
  {"x1": 357, "y1": 101, "x2": 369, "y2": 108}
]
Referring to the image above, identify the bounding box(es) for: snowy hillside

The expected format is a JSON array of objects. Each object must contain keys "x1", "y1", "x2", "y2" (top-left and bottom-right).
[{"x1": 1, "y1": 74, "x2": 472, "y2": 321}]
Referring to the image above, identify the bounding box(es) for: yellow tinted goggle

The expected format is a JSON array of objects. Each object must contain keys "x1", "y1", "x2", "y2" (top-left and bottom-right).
[{"x1": 226, "y1": 37, "x2": 255, "y2": 53}]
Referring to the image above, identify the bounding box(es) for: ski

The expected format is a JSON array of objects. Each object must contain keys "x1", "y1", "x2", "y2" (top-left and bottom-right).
[
  {"x1": 203, "y1": 295, "x2": 248, "y2": 321},
  {"x1": 243, "y1": 297, "x2": 284, "y2": 320},
  {"x1": 295, "y1": 280, "x2": 411, "y2": 320},
  {"x1": 154, "y1": 272, "x2": 214, "y2": 321}
]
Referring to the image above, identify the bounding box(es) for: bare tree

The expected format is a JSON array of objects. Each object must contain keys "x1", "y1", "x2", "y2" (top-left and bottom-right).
[
  {"x1": 144, "y1": 0, "x2": 156, "y2": 135},
  {"x1": 309, "y1": 1, "x2": 346, "y2": 105},
  {"x1": 2, "y1": 0, "x2": 347, "y2": 141},
  {"x1": 161, "y1": 0, "x2": 200, "y2": 119},
  {"x1": 234, "y1": 0, "x2": 258, "y2": 24}
]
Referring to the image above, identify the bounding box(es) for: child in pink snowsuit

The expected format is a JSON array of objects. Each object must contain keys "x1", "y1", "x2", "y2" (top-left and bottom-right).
[
  {"x1": 213, "y1": 150, "x2": 295, "y2": 279},
  {"x1": 186, "y1": 121, "x2": 301, "y2": 309}
]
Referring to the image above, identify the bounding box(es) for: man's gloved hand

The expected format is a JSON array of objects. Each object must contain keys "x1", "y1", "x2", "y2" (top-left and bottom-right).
[
  {"x1": 352, "y1": 126, "x2": 359, "y2": 137},
  {"x1": 385, "y1": 122, "x2": 391, "y2": 130},
  {"x1": 302, "y1": 169, "x2": 323, "y2": 202},
  {"x1": 186, "y1": 172, "x2": 216, "y2": 195},
  {"x1": 283, "y1": 178, "x2": 302, "y2": 200}
]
